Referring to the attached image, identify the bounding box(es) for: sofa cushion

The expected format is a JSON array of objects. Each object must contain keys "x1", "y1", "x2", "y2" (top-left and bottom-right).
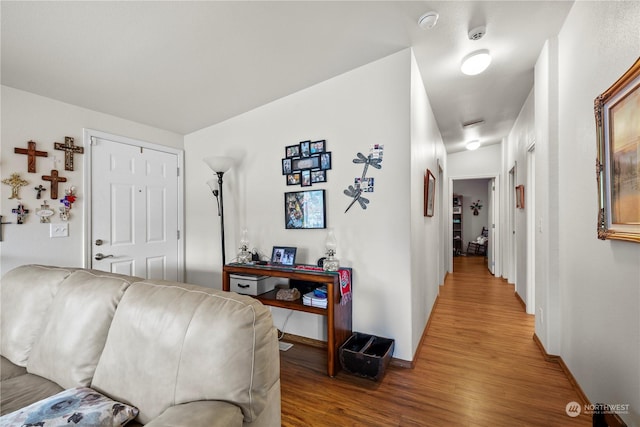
[
  {"x1": 0, "y1": 265, "x2": 72, "y2": 366},
  {"x1": 0, "y1": 387, "x2": 139, "y2": 426},
  {"x1": 26, "y1": 271, "x2": 134, "y2": 389},
  {"x1": 1, "y1": 356, "x2": 26, "y2": 381},
  {"x1": 0, "y1": 373, "x2": 63, "y2": 416},
  {"x1": 91, "y1": 281, "x2": 279, "y2": 425}
]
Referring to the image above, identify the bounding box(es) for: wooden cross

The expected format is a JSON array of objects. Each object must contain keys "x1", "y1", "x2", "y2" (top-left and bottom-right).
[
  {"x1": 54, "y1": 137, "x2": 84, "y2": 171},
  {"x1": 14, "y1": 140, "x2": 48, "y2": 173},
  {"x1": 42, "y1": 169, "x2": 67, "y2": 199},
  {"x1": 11, "y1": 203, "x2": 29, "y2": 224},
  {"x1": 2, "y1": 173, "x2": 29, "y2": 199},
  {"x1": 34, "y1": 184, "x2": 47, "y2": 199}
]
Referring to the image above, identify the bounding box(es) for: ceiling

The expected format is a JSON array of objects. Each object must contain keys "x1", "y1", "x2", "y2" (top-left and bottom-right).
[{"x1": 1, "y1": 1, "x2": 573, "y2": 153}]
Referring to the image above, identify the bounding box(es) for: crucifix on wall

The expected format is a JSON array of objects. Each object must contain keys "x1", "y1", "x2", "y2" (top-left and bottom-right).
[
  {"x1": 42, "y1": 169, "x2": 67, "y2": 199},
  {"x1": 54, "y1": 136, "x2": 84, "y2": 171},
  {"x1": 11, "y1": 203, "x2": 29, "y2": 224},
  {"x1": 14, "y1": 140, "x2": 48, "y2": 173}
]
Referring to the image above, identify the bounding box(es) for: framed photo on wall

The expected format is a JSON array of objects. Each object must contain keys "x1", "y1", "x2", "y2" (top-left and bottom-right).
[
  {"x1": 284, "y1": 189, "x2": 326, "y2": 229},
  {"x1": 424, "y1": 169, "x2": 436, "y2": 217},
  {"x1": 595, "y1": 57, "x2": 640, "y2": 243},
  {"x1": 516, "y1": 185, "x2": 525, "y2": 209}
]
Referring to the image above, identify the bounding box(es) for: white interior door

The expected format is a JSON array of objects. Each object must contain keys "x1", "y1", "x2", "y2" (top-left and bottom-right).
[
  {"x1": 487, "y1": 178, "x2": 495, "y2": 274},
  {"x1": 90, "y1": 136, "x2": 180, "y2": 280}
]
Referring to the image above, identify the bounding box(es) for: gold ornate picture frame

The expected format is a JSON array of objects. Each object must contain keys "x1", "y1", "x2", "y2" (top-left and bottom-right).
[{"x1": 594, "y1": 57, "x2": 640, "y2": 243}]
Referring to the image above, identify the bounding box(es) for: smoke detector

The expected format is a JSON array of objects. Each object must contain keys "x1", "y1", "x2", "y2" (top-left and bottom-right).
[
  {"x1": 468, "y1": 26, "x2": 486, "y2": 41},
  {"x1": 418, "y1": 11, "x2": 439, "y2": 30}
]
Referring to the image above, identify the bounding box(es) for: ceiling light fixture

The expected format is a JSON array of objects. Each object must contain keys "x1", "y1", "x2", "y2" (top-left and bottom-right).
[
  {"x1": 461, "y1": 49, "x2": 492, "y2": 75},
  {"x1": 418, "y1": 11, "x2": 439, "y2": 30},
  {"x1": 466, "y1": 140, "x2": 481, "y2": 151}
]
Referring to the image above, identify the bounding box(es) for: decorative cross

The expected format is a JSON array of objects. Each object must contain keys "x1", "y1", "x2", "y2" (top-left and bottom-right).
[
  {"x1": 11, "y1": 203, "x2": 30, "y2": 224},
  {"x1": 34, "y1": 184, "x2": 47, "y2": 199},
  {"x1": 42, "y1": 169, "x2": 67, "y2": 199},
  {"x1": 0, "y1": 215, "x2": 12, "y2": 242},
  {"x1": 14, "y1": 140, "x2": 48, "y2": 173},
  {"x1": 54, "y1": 137, "x2": 84, "y2": 171},
  {"x1": 2, "y1": 173, "x2": 29, "y2": 199}
]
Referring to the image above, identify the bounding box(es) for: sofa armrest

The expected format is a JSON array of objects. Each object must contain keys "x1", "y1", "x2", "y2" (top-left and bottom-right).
[{"x1": 143, "y1": 401, "x2": 243, "y2": 427}]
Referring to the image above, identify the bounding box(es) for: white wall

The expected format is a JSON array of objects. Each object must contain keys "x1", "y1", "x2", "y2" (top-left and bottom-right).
[
  {"x1": 409, "y1": 52, "x2": 447, "y2": 356},
  {"x1": 506, "y1": 2, "x2": 640, "y2": 424},
  {"x1": 0, "y1": 86, "x2": 184, "y2": 275},
  {"x1": 504, "y1": 90, "x2": 534, "y2": 303},
  {"x1": 184, "y1": 49, "x2": 446, "y2": 361},
  {"x1": 555, "y1": 2, "x2": 640, "y2": 425},
  {"x1": 448, "y1": 143, "x2": 502, "y2": 178}
]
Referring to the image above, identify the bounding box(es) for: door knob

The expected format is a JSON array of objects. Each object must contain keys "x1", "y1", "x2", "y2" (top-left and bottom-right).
[
  {"x1": 94, "y1": 253, "x2": 114, "y2": 261},
  {"x1": 95, "y1": 239, "x2": 104, "y2": 246}
]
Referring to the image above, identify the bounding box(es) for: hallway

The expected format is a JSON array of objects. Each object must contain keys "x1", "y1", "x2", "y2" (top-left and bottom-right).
[{"x1": 280, "y1": 256, "x2": 590, "y2": 426}]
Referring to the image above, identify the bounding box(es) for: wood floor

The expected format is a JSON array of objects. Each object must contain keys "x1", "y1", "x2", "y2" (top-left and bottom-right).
[{"x1": 279, "y1": 256, "x2": 590, "y2": 426}]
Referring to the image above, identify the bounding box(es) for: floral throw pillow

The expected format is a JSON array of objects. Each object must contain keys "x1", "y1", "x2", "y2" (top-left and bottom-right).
[{"x1": 0, "y1": 387, "x2": 139, "y2": 426}]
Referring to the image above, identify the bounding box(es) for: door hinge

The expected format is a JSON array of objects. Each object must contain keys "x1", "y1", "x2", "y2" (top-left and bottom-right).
[
  {"x1": 177, "y1": 230, "x2": 180, "y2": 240},
  {"x1": 177, "y1": 167, "x2": 180, "y2": 177}
]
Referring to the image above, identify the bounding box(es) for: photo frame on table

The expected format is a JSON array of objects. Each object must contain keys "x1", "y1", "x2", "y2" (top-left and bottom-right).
[
  {"x1": 284, "y1": 189, "x2": 326, "y2": 229},
  {"x1": 424, "y1": 169, "x2": 436, "y2": 217},
  {"x1": 594, "y1": 57, "x2": 640, "y2": 243},
  {"x1": 516, "y1": 185, "x2": 525, "y2": 209}
]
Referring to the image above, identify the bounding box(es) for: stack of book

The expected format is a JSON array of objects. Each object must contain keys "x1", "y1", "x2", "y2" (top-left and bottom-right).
[{"x1": 302, "y1": 286, "x2": 327, "y2": 309}]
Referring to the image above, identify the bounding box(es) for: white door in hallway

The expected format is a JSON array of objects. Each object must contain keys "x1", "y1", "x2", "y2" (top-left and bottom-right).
[{"x1": 90, "y1": 136, "x2": 180, "y2": 280}]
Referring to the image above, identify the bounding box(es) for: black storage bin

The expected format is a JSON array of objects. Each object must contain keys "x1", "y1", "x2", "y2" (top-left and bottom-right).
[{"x1": 339, "y1": 332, "x2": 394, "y2": 381}]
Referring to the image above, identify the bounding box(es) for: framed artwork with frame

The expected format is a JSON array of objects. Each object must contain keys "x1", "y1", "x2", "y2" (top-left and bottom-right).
[
  {"x1": 282, "y1": 140, "x2": 332, "y2": 187},
  {"x1": 284, "y1": 189, "x2": 326, "y2": 229},
  {"x1": 311, "y1": 170, "x2": 326, "y2": 184},
  {"x1": 424, "y1": 169, "x2": 436, "y2": 217},
  {"x1": 594, "y1": 57, "x2": 640, "y2": 243},
  {"x1": 286, "y1": 145, "x2": 301, "y2": 158},
  {"x1": 282, "y1": 158, "x2": 292, "y2": 175},
  {"x1": 286, "y1": 173, "x2": 301, "y2": 186},
  {"x1": 516, "y1": 185, "x2": 525, "y2": 209},
  {"x1": 300, "y1": 140, "x2": 311, "y2": 157},
  {"x1": 292, "y1": 156, "x2": 320, "y2": 170},
  {"x1": 310, "y1": 140, "x2": 325, "y2": 154}
]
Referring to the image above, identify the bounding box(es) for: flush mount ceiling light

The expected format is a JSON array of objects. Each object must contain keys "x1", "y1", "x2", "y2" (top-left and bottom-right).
[
  {"x1": 461, "y1": 49, "x2": 492, "y2": 75},
  {"x1": 466, "y1": 140, "x2": 481, "y2": 151},
  {"x1": 418, "y1": 11, "x2": 439, "y2": 29}
]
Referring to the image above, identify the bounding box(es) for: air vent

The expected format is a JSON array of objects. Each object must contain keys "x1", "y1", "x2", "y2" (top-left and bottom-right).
[{"x1": 462, "y1": 119, "x2": 485, "y2": 128}]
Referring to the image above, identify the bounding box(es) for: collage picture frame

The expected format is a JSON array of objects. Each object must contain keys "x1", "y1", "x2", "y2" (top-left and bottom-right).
[{"x1": 282, "y1": 140, "x2": 332, "y2": 187}]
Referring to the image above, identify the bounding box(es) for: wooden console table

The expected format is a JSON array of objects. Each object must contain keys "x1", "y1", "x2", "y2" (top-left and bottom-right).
[{"x1": 222, "y1": 263, "x2": 352, "y2": 377}]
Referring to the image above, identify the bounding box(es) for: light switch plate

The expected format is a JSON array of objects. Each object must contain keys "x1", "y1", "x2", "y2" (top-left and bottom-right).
[{"x1": 50, "y1": 223, "x2": 69, "y2": 238}]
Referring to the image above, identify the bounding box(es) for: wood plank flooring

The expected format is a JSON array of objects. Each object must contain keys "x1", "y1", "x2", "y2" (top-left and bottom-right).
[{"x1": 279, "y1": 256, "x2": 590, "y2": 426}]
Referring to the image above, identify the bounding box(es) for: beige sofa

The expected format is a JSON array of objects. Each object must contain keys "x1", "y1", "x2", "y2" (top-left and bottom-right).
[{"x1": 0, "y1": 265, "x2": 281, "y2": 426}]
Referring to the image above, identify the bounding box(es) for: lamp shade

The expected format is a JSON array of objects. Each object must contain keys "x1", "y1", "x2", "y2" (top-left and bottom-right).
[
  {"x1": 204, "y1": 156, "x2": 235, "y2": 173},
  {"x1": 206, "y1": 179, "x2": 218, "y2": 192}
]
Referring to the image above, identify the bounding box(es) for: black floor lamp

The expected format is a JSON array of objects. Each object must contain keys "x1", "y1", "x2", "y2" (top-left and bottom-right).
[{"x1": 205, "y1": 156, "x2": 235, "y2": 266}]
